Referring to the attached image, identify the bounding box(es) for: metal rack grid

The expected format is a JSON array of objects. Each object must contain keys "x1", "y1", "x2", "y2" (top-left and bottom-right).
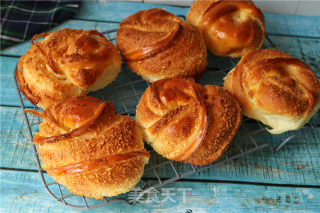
[{"x1": 14, "y1": 25, "x2": 319, "y2": 210}]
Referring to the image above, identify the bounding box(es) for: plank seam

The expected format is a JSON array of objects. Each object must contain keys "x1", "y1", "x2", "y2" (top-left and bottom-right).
[
  {"x1": 71, "y1": 17, "x2": 121, "y2": 24},
  {"x1": 0, "y1": 104, "x2": 37, "y2": 109},
  {"x1": 267, "y1": 33, "x2": 320, "y2": 39},
  {"x1": 0, "y1": 54, "x2": 20, "y2": 58},
  {"x1": 2, "y1": 167, "x2": 320, "y2": 189},
  {"x1": 1, "y1": 167, "x2": 39, "y2": 173}
]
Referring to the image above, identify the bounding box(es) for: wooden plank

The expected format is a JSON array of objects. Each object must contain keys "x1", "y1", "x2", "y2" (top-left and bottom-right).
[
  {"x1": 269, "y1": 35, "x2": 320, "y2": 64},
  {"x1": 0, "y1": 106, "x2": 37, "y2": 170},
  {"x1": 265, "y1": 14, "x2": 320, "y2": 38},
  {"x1": 2, "y1": 32, "x2": 320, "y2": 187},
  {"x1": 0, "y1": 57, "x2": 21, "y2": 106},
  {"x1": 1, "y1": 169, "x2": 319, "y2": 213},
  {"x1": 2, "y1": 35, "x2": 320, "y2": 107},
  {"x1": 1, "y1": 1, "x2": 320, "y2": 212},
  {"x1": 75, "y1": 1, "x2": 320, "y2": 37},
  {"x1": 75, "y1": 1, "x2": 189, "y2": 23},
  {"x1": 1, "y1": 105, "x2": 319, "y2": 185},
  {"x1": 1, "y1": 20, "x2": 118, "y2": 56},
  {"x1": 2, "y1": 3, "x2": 320, "y2": 57},
  {"x1": 1, "y1": 0, "x2": 320, "y2": 188}
]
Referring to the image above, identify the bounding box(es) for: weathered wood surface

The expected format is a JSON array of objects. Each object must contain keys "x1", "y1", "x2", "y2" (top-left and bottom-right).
[
  {"x1": 1, "y1": 170, "x2": 319, "y2": 213},
  {"x1": 1, "y1": 106, "x2": 320, "y2": 186},
  {"x1": 1, "y1": 1, "x2": 320, "y2": 212},
  {"x1": 2, "y1": 35, "x2": 320, "y2": 107},
  {"x1": 75, "y1": 1, "x2": 320, "y2": 38},
  {"x1": 2, "y1": 2, "x2": 320, "y2": 57}
]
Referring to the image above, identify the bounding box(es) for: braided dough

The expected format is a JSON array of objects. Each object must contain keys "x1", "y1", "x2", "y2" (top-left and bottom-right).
[
  {"x1": 136, "y1": 78, "x2": 241, "y2": 165},
  {"x1": 32, "y1": 96, "x2": 149, "y2": 198},
  {"x1": 224, "y1": 49, "x2": 320, "y2": 134},
  {"x1": 16, "y1": 29, "x2": 121, "y2": 109},
  {"x1": 187, "y1": 0, "x2": 265, "y2": 57},
  {"x1": 116, "y1": 8, "x2": 207, "y2": 82}
]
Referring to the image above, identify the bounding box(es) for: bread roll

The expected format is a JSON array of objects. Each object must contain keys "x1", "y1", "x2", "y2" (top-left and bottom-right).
[
  {"x1": 136, "y1": 78, "x2": 241, "y2": 165},
  {"x1": 224, "y1": 49, "x2": 320, "y2": 134},
  {"x1": 186, "y1": 0, "x2": 265, "y2": 57},
  {"x1": 116, "y1": 8, "x2": 207, "y2": 82},
  {"x1": 31, "y1": 96, "x2": 149, "y2": 198},
  {"x1": 16, "y1": 29, "x2": 121, "y2": 109}
]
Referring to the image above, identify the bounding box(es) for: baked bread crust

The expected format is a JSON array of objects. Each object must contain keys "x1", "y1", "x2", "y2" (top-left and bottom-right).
[
  {"x1": 116, "y1": 8, "x2": 207, "y2": 82},
  {"x1": 16, "y1": 29, "x2": 121, "y2": 109},
  {"x1": 136, "y1": 78, "x2": 241, "y2": 165},
  {"x1": 224, "y1": 49, "x2": 320, "y2": 134},
  {"x1": 32, "y1": 96, "x2": 149, "y2": 198},
  {"x1": 187, "y1": 0, "x2": 265, "y2": 57}
]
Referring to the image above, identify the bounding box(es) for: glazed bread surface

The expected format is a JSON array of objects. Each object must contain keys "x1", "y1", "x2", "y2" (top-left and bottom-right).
[
  {"x1": 224, "y1": 49, "x2": 320, "y2": 134},
  {"x1": 136, "y1": 78, "x2": 241, "y2": 165},
  {"x1": 16, "y1": 29, "x2": 121, "y2": 109},
  {"x1": 32, "y1": 96, "x2": 149, "y2": 198},
  {"x1": 116, "y1": 8, "x2": 207, "y2": 82},
  {"x1": 186, "y1": 0, "x2": 265, "y2": 57}
]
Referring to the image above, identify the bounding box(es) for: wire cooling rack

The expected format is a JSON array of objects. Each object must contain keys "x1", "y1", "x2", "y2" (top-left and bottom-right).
[{"x1": 14, "y1": 24, "x2": 319, "y2": 209}]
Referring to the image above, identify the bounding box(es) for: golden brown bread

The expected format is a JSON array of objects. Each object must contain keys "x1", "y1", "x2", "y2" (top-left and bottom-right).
[
  {"x1": 31, "y1": 96, "x2": 149, "y2": 198},
  {"x1": 116, "y1": 8, "x2": 207, "y2": 82},
  {"x1": 186, "y1": 0, "x2": 265, "y2": 57},
  {"x1": 224, "y1": 49, "x2": 320, "y2": 134},
  {"x1": 136, "y1": 78, "x2": 241, "y2": 165},
  {"x1": 16, "y1": 29, "x2": 121, "y2": 109}
]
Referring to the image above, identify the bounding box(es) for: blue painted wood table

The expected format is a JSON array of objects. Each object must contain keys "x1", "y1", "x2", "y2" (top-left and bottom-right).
[{"x1": 1, "y1": 1, "x2": 320, "y2": 213}]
